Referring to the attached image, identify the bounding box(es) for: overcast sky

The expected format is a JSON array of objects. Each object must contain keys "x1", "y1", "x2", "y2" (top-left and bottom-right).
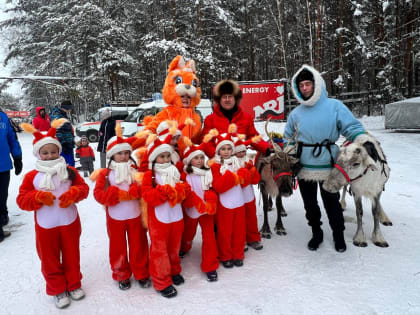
[{"x1": 0, "y1": 0, "x2": 23, "y2": 96}]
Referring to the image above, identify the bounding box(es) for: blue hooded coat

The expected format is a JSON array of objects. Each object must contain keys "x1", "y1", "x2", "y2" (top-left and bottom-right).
[
  {"x1": 0, "y1": 111, "x2": 22, "y2": 172},
  {"x1": 284, "y1": 65, "x2": 365, "y2": 181}
]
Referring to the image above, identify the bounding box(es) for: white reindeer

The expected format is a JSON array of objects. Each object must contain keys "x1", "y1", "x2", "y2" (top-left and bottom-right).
[{"x1": 323, "y1": 134, "x2": 391, "y2": 247}]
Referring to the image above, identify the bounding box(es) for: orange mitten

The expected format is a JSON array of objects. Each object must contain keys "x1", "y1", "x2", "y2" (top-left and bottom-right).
[
  {"x1": 128, "y1": 183, "x2": 140, "y2": 199},
  {"x1": 237, "y1": 168, "x2": 252, "y2": 186},
  {"x1": 175, "y1": 182, "x2": 186, "y2": 203},
  {"x1": 163, "y1": 185, "x2": 177, "y2": 207},
  {"x1": 105, "y1": 186, "x2": 120, "y2": 206},
  {"x1": 59, "y1": 186, "x2": 80, "y2": 208},
  {"x1": 118, "y1": 190, "x2": 132, "y2": 201},
  {"x1": 204, "y1": 190, "x2": 218, "y2": 215},
  {"x1": 35, "y1": 191, "x2": 56, "y2": 206},
  {"x1": 233, "y1": 172, "x2": 241, "y2": 186}
]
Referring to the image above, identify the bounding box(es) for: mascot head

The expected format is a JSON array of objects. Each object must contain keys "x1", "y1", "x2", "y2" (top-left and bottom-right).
[{"x1": 162, "y1": 55, "x2": 201, "y2": 109}]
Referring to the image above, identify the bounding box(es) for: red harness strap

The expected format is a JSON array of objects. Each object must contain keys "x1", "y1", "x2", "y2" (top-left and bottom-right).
[
  {"x1": 273, "y1": 172, "x2": 292, "y2": 182},
  {"x1": 334, "y1": 164, "x2": 351, "y2": 183}
]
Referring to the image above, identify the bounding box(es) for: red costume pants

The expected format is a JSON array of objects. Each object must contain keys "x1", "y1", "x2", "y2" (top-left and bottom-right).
[
  {"x1": 35, "y1": 217, "x2": 82, "y2": 296},
  {"x1": 106, "y1": 214, "x2": 149, "y2": 281},
  {"x1": 216, "y1": 203, "x2": 246, "y2": 262},
  {"x1": 245, "y1": 200, "x2": 261, "y2": 244},
  {"x1": 148, "y1": 208, "x2": 184, "y2": 291},
  {"x1": 181, "y1": 214, "x2": 219, "y2": 273}
]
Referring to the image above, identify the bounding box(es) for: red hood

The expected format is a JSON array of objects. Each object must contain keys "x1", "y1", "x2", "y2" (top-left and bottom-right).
[{"x1": 36, "y1": 106, "x2": 49, "y2": 119}]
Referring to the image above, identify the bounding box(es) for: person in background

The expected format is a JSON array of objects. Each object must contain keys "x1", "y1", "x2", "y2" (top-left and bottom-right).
[
  {"x1": 50, "y1": 100, "x2": 76, "y2": 166},
  {"x1": 33, "y1": 106, "x2": 51, "y2": 132},
  {"x1": 97, "y1": 109, "x2": 116, "y2": 168},
  {"x1": 284, "y1": 64, "x2": 367, "y2": 253},
  {"x1": 75, "y1": 135, "x2": 95, "y2": 177},
  {"x1": 0, "y1": 109, "x2": 23, "y2": 241}
]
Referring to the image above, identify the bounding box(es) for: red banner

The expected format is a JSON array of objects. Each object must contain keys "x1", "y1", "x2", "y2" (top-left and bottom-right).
[
  {"x1": 239, "y1": 82, "x2": 284, "y2": 120},
  {"x1": 5, "y1": 111, "x2": 30, "y2": 117}
]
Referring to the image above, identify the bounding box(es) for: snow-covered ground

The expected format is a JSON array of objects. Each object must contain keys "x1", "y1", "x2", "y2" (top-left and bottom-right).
[{"x1": 1, "y1": 116, "x2": 419, "y2": 314}]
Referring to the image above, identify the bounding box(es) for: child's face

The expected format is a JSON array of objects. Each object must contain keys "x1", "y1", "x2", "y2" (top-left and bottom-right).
[
  {"x1": 170, "y1": 135, "x2": 181, "y2": 146},
  {"x1": 155, "y1": 152, "x2": 172, "y2": 164},
  {"x1": 235, "y1": 150, "x2": 246, "y2": 158},
  {"x1": 81, "y1": 139, "x2": 88, "y2": 145},
  {"x1": 218, "y1": 144, "x2": 233, "y2": 159},
  {"x1": 39, "y1": 144, "x2": 60, "y2": 161},
  {"x1": 190, "y1": 154, "x2": 205, "y2": 168},
  {"x1": 113, "y1": 150, "x2": 131, "y2": 163}
]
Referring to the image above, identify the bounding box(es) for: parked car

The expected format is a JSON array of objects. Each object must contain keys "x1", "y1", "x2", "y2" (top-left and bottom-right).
[{"x1": 121, "y1": 99, "x2": 213, "y2": 137}]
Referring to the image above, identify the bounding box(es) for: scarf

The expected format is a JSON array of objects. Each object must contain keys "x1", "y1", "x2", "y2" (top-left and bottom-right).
[
  {"x1": 154, "y1": 163, "x2": 180, "y2": 187},
  {"x1": 109, "y1": 160, "x2": 136, "y2": 185},
  {"x1": 35, "y1": 156, "x2": 69, "y2": 191},
  {"x1": 189, "y1": 166, "x2": 213, "y2": 191},
  {"x1": 214, "y1": 155, "x2": 241, "y2": 175}
]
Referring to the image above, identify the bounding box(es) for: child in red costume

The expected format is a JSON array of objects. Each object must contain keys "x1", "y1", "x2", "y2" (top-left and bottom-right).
[
  {"x1": 93, "y1": 125, "x2": 150, "y2": 291},
  {"x1": 141, "y1": 132, "x2": 189, "y2": 298},
  {"x1": 180, "y1": 138, "x2": 219, "y2": 282},
  {"x1": 75, "y1": 135, "x2": 95, "y2": 177},
  {"x1": 234, "y1": 135, "x2": 263, "y2": 251},
  {"x1": 210, "y1": 126, "x2": 252, "y2": 268},
  {"x1": 17, "y1": 119, "x2": 89, "y2": 309}
]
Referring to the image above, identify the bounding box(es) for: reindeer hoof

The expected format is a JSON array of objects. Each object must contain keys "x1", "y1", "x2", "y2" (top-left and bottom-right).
[
  {"x1": 353, "y1": 241, "x2": 368, "y2": 247},
  {"x1": 381, "y1": 221, "x2": 393, "y2": 226},
  {"x1": 267, "y1": 207, "x2": 273, "y2": 212},
  {"x1": 374, "y1": 241, "x2": 389, "y2": 248},
  {"x1": 280, "y1": 210, "x2": 288, "y2": 217}
]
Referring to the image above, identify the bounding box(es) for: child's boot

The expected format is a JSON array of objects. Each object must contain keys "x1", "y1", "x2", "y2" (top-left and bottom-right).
[
  {"x1": 159, "y1": 285, "x2": 177, "y2": 298},
  {"x1": 54, "y1": 292, "x2": 71, "y2": 309}
]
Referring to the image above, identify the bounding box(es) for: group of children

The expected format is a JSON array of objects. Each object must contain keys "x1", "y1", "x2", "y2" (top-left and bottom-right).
[{"x1": 16, "y1": 118, "x2": 265, "y2": 308}]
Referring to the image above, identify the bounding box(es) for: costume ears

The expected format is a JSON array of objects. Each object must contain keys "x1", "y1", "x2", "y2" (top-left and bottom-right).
[{"x1": 167, "y1": 55, "x2": 196, "y2": 74}]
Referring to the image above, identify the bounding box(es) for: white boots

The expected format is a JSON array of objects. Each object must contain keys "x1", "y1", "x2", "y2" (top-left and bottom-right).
[{"x1": 55, "y1": 288, "x2": 85, "y2": 309}]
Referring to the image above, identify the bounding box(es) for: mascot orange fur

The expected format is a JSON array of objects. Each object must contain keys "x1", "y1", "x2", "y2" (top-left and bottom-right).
[{"x1": 145, "y1": 55, "x2": 202, "y2": 154}]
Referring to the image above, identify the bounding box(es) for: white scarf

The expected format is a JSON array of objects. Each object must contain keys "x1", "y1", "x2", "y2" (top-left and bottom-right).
[
  {"x1": 154, "y1": 163, "x2": 180, "y2": 187},
  {"x1": 236, "y1": 155, "x2": 250, "y2": 168},
  {"x1": 109, "y1": 160, "x2": 137, "y2": 185},
  {"x1": 188, "y1": 166, "x2": 213, "y2": 190},
  {"x1": 214, "y1": 155, "x2": 241, "y2": 175},
  {"x1": 35, "y1": 156, "x2": 69, "y2": 191}
]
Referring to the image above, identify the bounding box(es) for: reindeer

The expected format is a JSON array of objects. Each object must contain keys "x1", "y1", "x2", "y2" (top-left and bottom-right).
[
  {"x1": 323, "y1": 134, "x2": 391, "y2": 247},
  {"x1": 256, "y1": 120, "x2": 299, "y2": 238}
]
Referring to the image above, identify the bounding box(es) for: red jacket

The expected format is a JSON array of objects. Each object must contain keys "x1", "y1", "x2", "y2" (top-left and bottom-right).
[
  {"x1": 201, "y1": 104, "x2": 269, "y2": 157},
  {"x1": 32, "y1": 106, "x2": 51, "y2": 132},
  {"x1": 76, "y1": 145, "x2": 95, "y2": 158}
]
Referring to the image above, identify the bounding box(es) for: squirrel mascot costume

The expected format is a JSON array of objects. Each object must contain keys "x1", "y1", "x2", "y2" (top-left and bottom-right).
[{"x1": 145, "y1": 55, "x2": 202, "y2": 154}]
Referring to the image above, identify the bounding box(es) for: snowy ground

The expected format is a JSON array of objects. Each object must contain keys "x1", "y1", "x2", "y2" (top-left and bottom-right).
[{"x1": 1, "y1": 116, "x2": 419, "y2": 314}]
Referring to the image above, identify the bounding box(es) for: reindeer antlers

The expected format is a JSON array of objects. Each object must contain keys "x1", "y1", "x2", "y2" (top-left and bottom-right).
[{"x1": 283, "y1": 123, "x2": 298, "y2": 155}]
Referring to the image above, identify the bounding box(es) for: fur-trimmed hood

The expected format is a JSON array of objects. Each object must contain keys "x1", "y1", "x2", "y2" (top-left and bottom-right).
[{"x1": 291, "y1": 64, "x2": 327, "y2": 107}]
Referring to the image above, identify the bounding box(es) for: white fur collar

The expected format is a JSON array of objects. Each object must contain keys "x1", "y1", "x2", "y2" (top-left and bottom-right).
[{"x1": 291, "y1": 64, "x2": 324, "y2": 106}]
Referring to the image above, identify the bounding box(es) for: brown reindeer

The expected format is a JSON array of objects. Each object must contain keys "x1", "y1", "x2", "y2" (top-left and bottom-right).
[{"x1": 256, "y1": 120, "x2": 299, "y2": 238}]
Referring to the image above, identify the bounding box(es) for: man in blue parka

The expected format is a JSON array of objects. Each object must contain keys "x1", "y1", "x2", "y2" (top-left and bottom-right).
[
  {"x1": 0, "y1": 109, "x2": 23, "y2": 242},
  {"x1": 283, "y1": 65, "x2": 366, "y2": 253}
]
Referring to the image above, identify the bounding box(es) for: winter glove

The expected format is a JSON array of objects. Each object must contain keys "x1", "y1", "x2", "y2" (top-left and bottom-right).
[
  {"x1": 14, "y1": 158, "x2": 23, "y2": 175},
  {"x1": 163, "y1": 185, "x2": 177, "y2": 207},
  {"x1": 128, "y1": 183, "x2": 140, "y2": 199},
  {"x1": 237, "y1": 168, "x2": 252, "y2": 186},
  {"x1": 104, "y1": 186, "x2": 120, "y2": 206},
  {"x1": 59, "y1": 186, "x2": 80, "y2": 208},
  {"x1": 175, "y1": 182, "x2": 187, "y2": 203},
  {"x1": 35, "y1": 191, "x2": 56, "y2": 206},
  {"x1": 204, "y1": 190, "x2": 218, "y2": 215}
]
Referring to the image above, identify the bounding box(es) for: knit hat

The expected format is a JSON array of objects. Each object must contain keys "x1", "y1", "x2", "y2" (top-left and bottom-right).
[
  {"x1": 156, "y1": 120, "x2": 182, "y2": 141},
  {"x1": 20, "y1": 119, "x2": 68, "y2": 156},
  {"x1": 213, "y1": 124, "x2": 238, "y2": 155},
  {"x1": 147, "y1": 135, "x2": 174, "y2": 169},
  {"x1": 60, "y1": 100, "x2": 73, "y2": 110},
  {"x1": 80, "y1": 135, "x2": 88, "y2": 142},
  {"x1": 106, "y1": 123, "x2": 137, "y2": 159},
  {"x1": 213, "y1": 80, "x2": 242, "y2": 104},
  {"x1": 233, "y1": 134, "x2": 263, "y2": 154},
  {"x1": 295, "y1": 69, "x2": 314, "y2": 85}
]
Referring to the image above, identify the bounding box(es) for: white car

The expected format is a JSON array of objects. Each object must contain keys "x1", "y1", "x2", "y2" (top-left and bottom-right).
[{"x1": 121, "y1": 99, "x2": 213, "y2": 137}]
